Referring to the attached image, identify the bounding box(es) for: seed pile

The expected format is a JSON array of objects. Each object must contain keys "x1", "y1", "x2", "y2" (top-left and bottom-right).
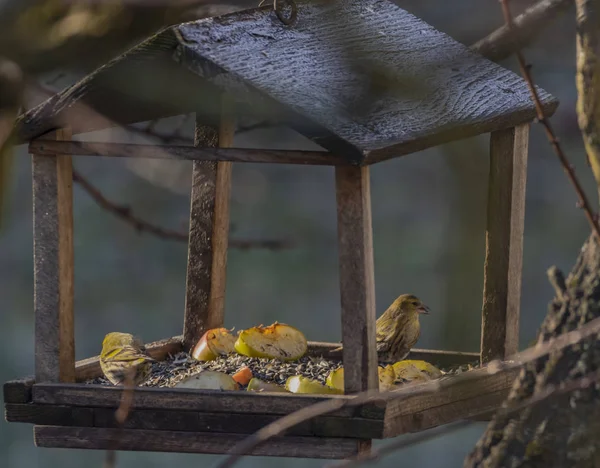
[
  {"x1": 87, "y1": 351, "x2": 480, "y2": 388},
  {"x1": 88, "y1": 352, "x2": 343, "y2": 388}
]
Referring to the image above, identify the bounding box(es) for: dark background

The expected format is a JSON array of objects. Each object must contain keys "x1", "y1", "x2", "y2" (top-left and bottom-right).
[{"x1": 0, "y1": 1, "x2": 592, "y2": 467}]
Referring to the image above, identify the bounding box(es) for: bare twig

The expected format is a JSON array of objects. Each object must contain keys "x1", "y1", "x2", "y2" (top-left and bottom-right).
[
  {"x1": 73, "y1": 169, "x2": 294, "y2": 250},
  {"x1": 471, "y1": 0, "x2": 573, "y2": 61},
  {"x1": 103, "y1": 369, "x2": 136, "y2": 468},
  {"x1": 327, "y1": 367, "x2": 600, "y2": 468},
  {"x1": 73, "y1": 169, "x2": 189, "y2": 241},
  {"x1": 213, "y1": 315, "x2": 600, "y2": 468},
  {"x1": 499, "y1": 0, "x2": 600, "y2": 240}
]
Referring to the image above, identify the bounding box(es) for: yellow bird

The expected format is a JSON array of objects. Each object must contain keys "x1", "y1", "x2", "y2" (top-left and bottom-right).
[
  {"x1": 334, "y1": 294, "x2": 430, "y2": 364},
  {"x1": 100, "y1": 332, "x2": 155, "y2": 386}
]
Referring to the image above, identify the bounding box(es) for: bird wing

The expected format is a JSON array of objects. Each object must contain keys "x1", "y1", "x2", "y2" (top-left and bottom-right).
[
  {"x1": 375, "y1": 315, "x2": 397, "y2": 352},
  {"x1": 102, "y1": 346, "x2": 152, "y2": 364}
]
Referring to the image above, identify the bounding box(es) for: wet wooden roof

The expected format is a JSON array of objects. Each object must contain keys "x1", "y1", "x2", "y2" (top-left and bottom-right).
[{"x1": 17, "y1": 0, "x2": 558, "y2": 164}]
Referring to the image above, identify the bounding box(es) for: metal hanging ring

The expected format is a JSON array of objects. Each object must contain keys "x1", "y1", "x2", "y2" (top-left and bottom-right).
[{"x1": 259, "y1": 0, "x2": 298, "y2": 26}]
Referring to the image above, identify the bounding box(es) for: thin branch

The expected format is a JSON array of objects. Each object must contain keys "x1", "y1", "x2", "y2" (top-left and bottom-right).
[
  {"x1": 498, "y1": 0, "x2": 600, "y2": 239},
  {"x1": 73, "y1": 169, "x2": 294, "y2": 250},
  {"x1": 103, "y1": 370, "x2": 136, "y2": 468},
  {"x1": 213, "y1": 315, "x2": 600, "y2": 468},
  {"x1": 327, "y1": 367, "x2": 600, "y2": 468},
  {"x1": 471, "y1": 0, "x2": 573, "y2": 61}
]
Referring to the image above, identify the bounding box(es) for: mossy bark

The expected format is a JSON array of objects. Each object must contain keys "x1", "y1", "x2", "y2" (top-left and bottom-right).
[{"x1": 465, "y1": 235, "x2": 600, "y2": 467}]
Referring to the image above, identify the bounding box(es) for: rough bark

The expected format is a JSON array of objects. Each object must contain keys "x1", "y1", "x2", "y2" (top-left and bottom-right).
[{"x1": 465, "y1": 234, "x2": 600, "y2": 467}]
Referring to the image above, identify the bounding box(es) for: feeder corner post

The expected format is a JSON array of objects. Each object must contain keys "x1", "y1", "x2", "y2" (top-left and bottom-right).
[
  {"x1": 32, "y1": 127, "x2": 76, "y2": 384},
  {"x1": 481, "y1": 123, "x2": 529, "y2": 364},
  {"x1": 183, "y1": 97, "x2": 235, "y2": 352},
  {"x1": 335, "y1": 165, "x2": 379, "y2": 394}
]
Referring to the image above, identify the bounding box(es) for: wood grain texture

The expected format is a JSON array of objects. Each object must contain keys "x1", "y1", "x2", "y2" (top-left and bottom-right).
[
  {"x1": 32, "y1": 383, "x2": 385, "y2": 419},
  {"x1": 481, "y1": 125, "x2": 529, "y2": 363},
  {"x1": 33, "y1": 426, "x2": 367, "y2": 458},
  {"x1": 5, "y1": 404, "x2": 94, "y2": 426},
  {"x1": 17, "y1": 1, "x2": 558, "y2": 166},
  {"x1": 14, "y1": 29, "x2": 217, "y2": 143},
  {"x1": 32, "y1": 128, "x2": 75, "y2": 384},
  {"x1": 183, "y1": 100, "x2": 234, "y2": 351},
  {"x1": 73, "y1": 336, "x2": 183, "y2": 382},
  {"x1": 28, "y1": 140, "x2": 340, "y2": 166},
  {"x1": 382, "y1": 366, "x2": 520, "y2": 438},
  {"x1": 5, "y1": 404, "x2": 383, "y2": 439},
  {"x1": 175, "y1": 0, "x2": 558, "y2": 163},
  {"x1": 3, "y1": 378, "x2": 34, "y2": 403},
  {"x1": 335, "y1": 166, "x2": 378, "y2": 394}
]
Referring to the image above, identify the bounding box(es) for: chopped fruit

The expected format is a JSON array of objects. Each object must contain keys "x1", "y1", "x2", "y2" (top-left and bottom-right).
[
  {"x1": 232, "y1": 366, "x2": 253, "y2": 387},
  {"x1": 191, "y1": 328, "x2": 236, "y2": 362},
  {"x1": 234, "y1": 322, "x2": 307, "y2": 361},
  {"x1": 175, "y1": 370, "x2": 238, "y2": 391},
  {"x1": 247, "y1": 378, "x2": 289, "y2": 393},
  {"x1": 285, "y1": 375, "x2": 343, "y2": 395}
]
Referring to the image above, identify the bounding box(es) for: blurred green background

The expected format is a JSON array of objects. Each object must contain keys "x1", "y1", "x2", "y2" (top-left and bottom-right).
[{"x1": 1, "y1": 1, "x2": 594, "y2": 467}]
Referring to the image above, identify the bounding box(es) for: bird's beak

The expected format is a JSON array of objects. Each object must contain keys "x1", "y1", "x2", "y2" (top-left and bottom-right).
[{"x1": 418, "y1": 304, "x2": 430, "y2": 315}]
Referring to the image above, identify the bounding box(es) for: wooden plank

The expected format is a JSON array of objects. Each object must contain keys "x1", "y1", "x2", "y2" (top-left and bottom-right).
[
  {"x1": 74, "y1": 336, "x2": 183, "y2": 382},
  {"x1": 32, "y1": 128, "x2": 75, "y2": 383},
  {"x1": 335, "y1": 166, "x2": 378, "y2": 394},
  {"x1": 34, "y1": 426, "x2": 367, "y2": 458},
  {"x1": 3, "y1": 378, "x2": 34, "y2": 403},
  {"x1": 383, "y1": 388, "x2": 510, "y2": 437},
  {"x1": 5, "y1": 404, "x2": 93, "y2": 426},
  {"x1": 183, "y1": 100, "x2": 234, "y2": 351},
  {"x1": 32, "y1": 383, "x2": 385, "y2": 419},
  {"x1": 481, "y1": 125, "x2": 529, "y2": 363},
  {"x1": 176, "y1": 0, "x2": 558, "y2": 164},
  {"x1": 28, "y1": 140, "x2": 340, "y2": 166},
  {"x1": 5, "y1": 403, "x2": 382, "y2": 438},
  {"x1": 93, "y1": 407, "x2": 383, "y2": 438},
  {"x1": 382, "y1": 366, "x2": 520, "y2": 438}
]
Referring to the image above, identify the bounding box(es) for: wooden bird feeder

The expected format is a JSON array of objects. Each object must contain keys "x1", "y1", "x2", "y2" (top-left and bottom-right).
[{"x1": 4, "y1": 0, "x2": 558, "y2": 460}]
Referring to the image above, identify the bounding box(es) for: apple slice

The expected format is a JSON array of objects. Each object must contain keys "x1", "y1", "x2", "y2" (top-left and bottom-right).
[
  {"x1": 285, "y1": 375, "x2": 343, "y2": 395},
  {"x1": 378, "y1": 365, "x2": 397, "y2": 391},
  {"x1": 234, "y1": 322, "x2": 307, "y2": 361},
  {"x1": 247, "y1": 378, "x2": 289, "y2": 393},
  {"x1": 326, "y1": 366, "x2": 398, "y2": 392},
  {"x1": 392, "y1": 360, "x2": 443, "y2": 383},
  {"x1": 175, "y1": 370, "x2": 239, "y2": 391},
  {"x1": 325, "y1": 368, "x2": 345, "y2": 392},
  {"x1": 191, "y1": 328, "x2": 236, "y2": 361}
]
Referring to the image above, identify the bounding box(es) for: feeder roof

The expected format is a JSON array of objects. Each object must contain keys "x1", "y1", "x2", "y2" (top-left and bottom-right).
[{"x1": 16, "y1": 0, "x2": 558, "y2": 164}]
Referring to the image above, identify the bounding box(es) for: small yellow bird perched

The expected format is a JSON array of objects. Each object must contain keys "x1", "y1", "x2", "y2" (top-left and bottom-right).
[
  {"x1": 100, "y1": 332, "x2": 155, "y2": 386},
  {"x1": 334, "y1": 294, "x2": 430, "y2": 364}
]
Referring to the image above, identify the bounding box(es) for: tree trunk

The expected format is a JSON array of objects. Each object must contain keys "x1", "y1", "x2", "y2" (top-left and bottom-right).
[
  {"x1": 465, "y1": 234, "x2": 600, "y2": 467},
  {"x1": 466, "y1": 2, "x2": 600, "y2": 465}
]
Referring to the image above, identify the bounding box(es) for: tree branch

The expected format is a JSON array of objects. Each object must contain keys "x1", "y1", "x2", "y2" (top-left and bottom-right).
[
  {"x1": 471, "y1": 0, "x2": 573, "y2": 62},
  {"x1": 73, "y1": 169, "x2": 294, "y2": 250},
  {"x1": 576, "y1": 0, "x2": 600, "y2": 191},
  {"x1": 496, "y1": 0, "x2": 600, "y2": 240},
  {"x1": 327, "y1": 366, "x2": 600, "y2": 468}
]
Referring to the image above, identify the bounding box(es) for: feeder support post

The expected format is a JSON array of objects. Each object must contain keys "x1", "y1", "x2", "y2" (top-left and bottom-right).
[
  {"x1": 183, "y1": 99, "x2": 234, "y2": 351},
  {"x1": 32, "y1": 128, "x2": 75, "y2": 383},
  {"x1": 481, "y1": 124, "x2": 529, "y2": 363},
  {"x1": 335, "y1": 166, "x2": 379, "y2": 395}
]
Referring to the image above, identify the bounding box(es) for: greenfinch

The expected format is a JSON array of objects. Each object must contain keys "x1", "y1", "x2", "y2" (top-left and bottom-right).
[
  {"x1": 334, "y1": 294, "x2": 430, "y2": 364},
  {"x1": 100, "y1": 332, "x2": 155, "y2": 386}
]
